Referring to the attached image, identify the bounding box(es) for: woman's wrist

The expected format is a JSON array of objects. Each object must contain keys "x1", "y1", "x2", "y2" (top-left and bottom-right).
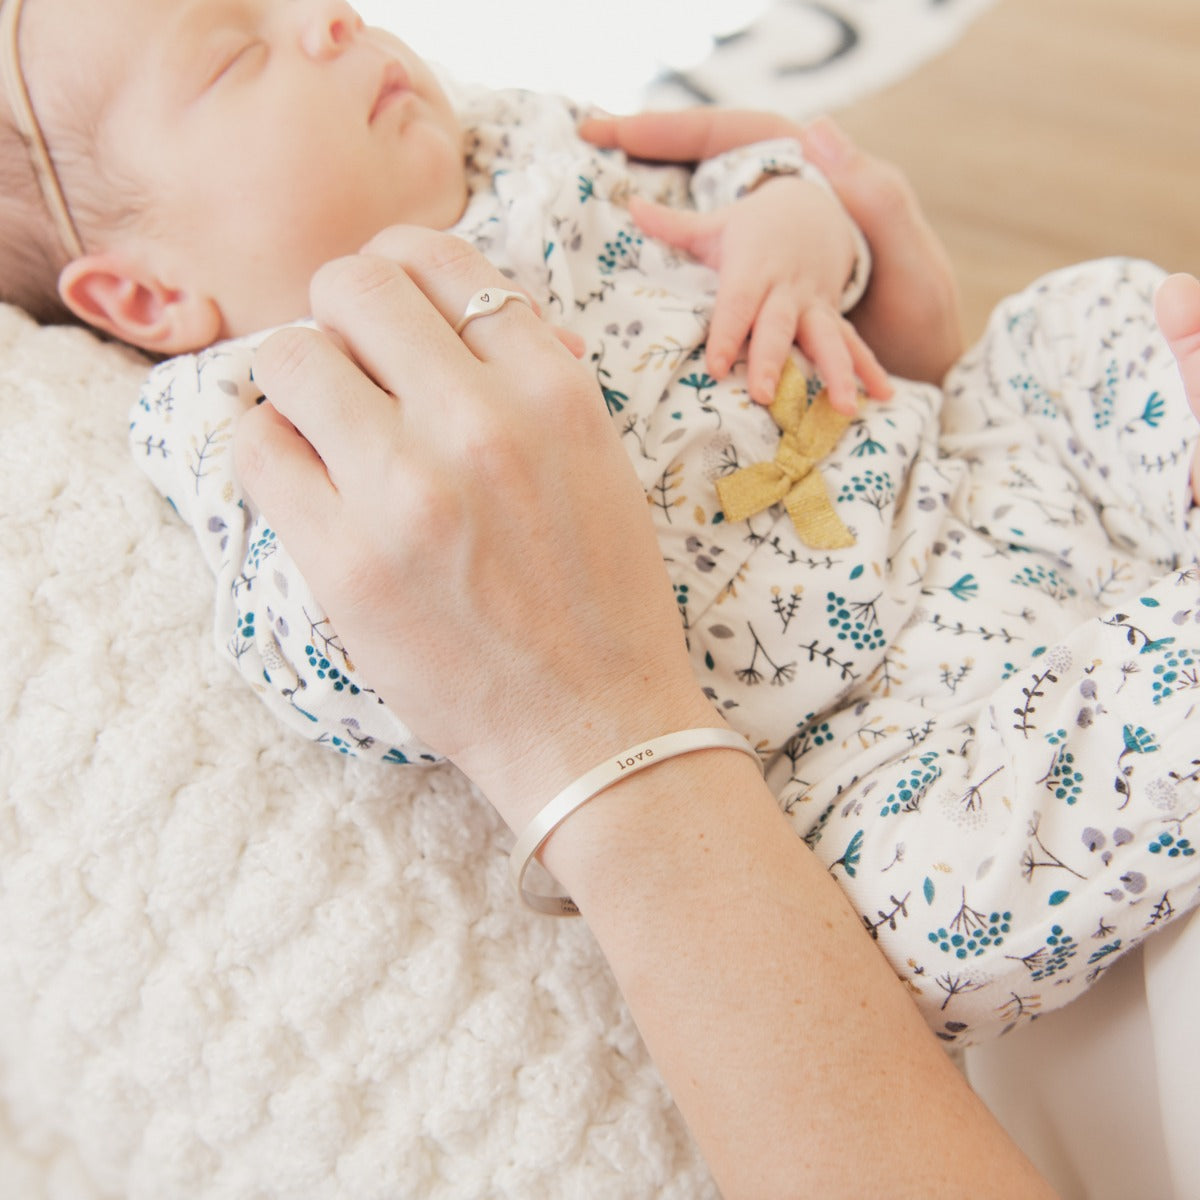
[
  {"x1": 511, "y1": 725, "x2": 761, "y2": 915},
  {"x1": 533, "y1": 724, "x2": 769, "y2": 917},
  {"x1": 459, "y1": 672, "x2": 724, "y2": 834}
]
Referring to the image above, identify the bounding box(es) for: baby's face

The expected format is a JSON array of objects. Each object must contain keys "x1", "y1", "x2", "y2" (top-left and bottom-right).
[{"x1": 29, "y1": 0, "x2": 468, "y2": 341}]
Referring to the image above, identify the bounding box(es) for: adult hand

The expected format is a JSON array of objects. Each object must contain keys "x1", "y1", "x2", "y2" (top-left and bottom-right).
[
  {"x1": 235, "y1": 227, "x2": 717, "y2": 829},
  {"x1": 581, "y1": 109, "x2": 965, "y2": 383}
]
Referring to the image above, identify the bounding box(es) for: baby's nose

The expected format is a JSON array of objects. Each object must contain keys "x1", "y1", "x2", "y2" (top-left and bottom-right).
[{"x1": 300, "y1": 0, "x2": 365, "y2": 59}]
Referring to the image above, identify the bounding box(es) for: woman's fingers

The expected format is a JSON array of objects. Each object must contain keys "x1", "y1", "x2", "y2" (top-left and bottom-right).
[
  {"x1": 360, "y1": 226, "x2": 548, "y2": 366},
  {"x1": 251, "y1": 319, "x2": 402, "y2": 494},
  {"x1": 249, "y1": 239, "x2": 511, "y2": 521},
  {"x1": 580, "y1": 108, "x2": 799, "y2": 162},
  {"x1": 233, "y1": 389, "x2": 342, "y2": 568},
  {"x1": 304, "y1": 250, "x2": 473, "y2": 407},
  {"x1": 250, "y1": 232, "x2": 588, "y2": 519}
]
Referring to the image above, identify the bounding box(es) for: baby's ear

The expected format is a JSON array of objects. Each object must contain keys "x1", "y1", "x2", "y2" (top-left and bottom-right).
[{"x1": 58, "y1": 253, "x2": 221, "y2": 353}]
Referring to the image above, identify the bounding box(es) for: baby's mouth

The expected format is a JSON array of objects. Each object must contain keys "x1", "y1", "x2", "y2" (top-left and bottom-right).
[{"x1": 371, "y1": 60, "x2": 411, "y2": 123}]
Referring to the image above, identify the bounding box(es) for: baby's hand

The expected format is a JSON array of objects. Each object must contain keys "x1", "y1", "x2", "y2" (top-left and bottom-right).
[
  {"x1": 1154, "y1": 272, "x2": 1200, "y2": 504},
  {"x1": 628, "y1": 177, "x2": 891, "y2": 413}
]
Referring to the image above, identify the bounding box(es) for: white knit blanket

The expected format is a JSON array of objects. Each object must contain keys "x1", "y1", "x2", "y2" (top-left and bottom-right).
[
  {"x1": 0, "y1": 6, "x2": 997, "y2": 1194},
  {"x1": 1, "y1": 308, "x2": 701, "y2": 1198}
]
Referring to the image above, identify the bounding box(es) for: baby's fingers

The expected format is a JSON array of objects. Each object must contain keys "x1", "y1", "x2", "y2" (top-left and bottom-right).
[
  {"x1": 706, "y1": 280, "x2": 764, "y2": 382},
  {"x1": 794, "y1": 306, "x2": 862, "y2": 415},
  {"x1": 706, "y1": 247, "x2": 779, "y2": 380},
  {"x1": 743, "y1": 288, "x2": 805, "y2": 404}
]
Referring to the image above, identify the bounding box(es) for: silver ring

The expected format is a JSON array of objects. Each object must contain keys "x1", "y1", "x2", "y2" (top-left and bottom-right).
[{"x1": 454, "y1": 287, "x2": 533, "y2": 334}]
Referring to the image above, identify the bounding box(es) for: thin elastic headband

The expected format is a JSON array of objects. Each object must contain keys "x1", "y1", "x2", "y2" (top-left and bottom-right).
[{"x1": 0, "y1": 0, "x2": 85, "y2": 259}]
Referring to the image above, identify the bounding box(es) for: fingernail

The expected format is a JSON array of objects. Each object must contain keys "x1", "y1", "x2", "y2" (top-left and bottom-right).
[{"x1": 804, "y1": 115, "x2": 850, "y2": 166}]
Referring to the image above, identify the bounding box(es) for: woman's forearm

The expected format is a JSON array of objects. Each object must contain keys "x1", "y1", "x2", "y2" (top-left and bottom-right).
[{"x1": 541, "y1": 745, "x2": 1053, "y2": 1199}]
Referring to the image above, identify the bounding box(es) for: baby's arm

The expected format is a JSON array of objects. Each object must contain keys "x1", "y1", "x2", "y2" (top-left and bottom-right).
[
  {"x1": 1154, "y1": 272, "x2": 1200, "y2": 504},
  {"x1": 631, "y1": 172, "x2": 890, "y2": 412},
  {"x1": 131, "y1": 342, "x2": 433, "y2": 766}
]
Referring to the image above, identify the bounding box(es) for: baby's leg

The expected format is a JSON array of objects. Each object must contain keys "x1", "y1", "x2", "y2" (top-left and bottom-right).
[
  {"x1": 941, "y1": 258, "x2": 1199, "y2": 584},
  {"x1": 769, "y1": 562, "x2": 1200, "y2": 1047},
  {"x1": 1154, "y1": 272, "x2": 1200, "y2": 504}
]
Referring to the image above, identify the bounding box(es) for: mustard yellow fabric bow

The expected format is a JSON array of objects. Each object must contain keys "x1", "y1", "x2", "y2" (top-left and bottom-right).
[{"x1": 715, "y1": 359, "x2": 857, "y2": 549}]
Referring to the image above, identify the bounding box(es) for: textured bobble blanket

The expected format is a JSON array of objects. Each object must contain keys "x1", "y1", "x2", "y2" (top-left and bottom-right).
[{"x1": 0, "y1": 309, "x2": 708, "y2": 1198}]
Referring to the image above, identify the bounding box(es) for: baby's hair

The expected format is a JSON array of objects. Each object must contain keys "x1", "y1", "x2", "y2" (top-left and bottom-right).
[
  {"x1": 0, "y1": 0, "x2": 74, "y2": 322},
  {"x1": 0, "y1": 111, "x2": 75, "y2": 324},
  {"x1": 1, "y1": 90, "x2": 153, "y2": 330},
  {"x1": 0, "y1": 0, "x2": 146, "y2": 328},
  {"x1": 1, "y1": 90, "x2": 157, "y2": 328}
]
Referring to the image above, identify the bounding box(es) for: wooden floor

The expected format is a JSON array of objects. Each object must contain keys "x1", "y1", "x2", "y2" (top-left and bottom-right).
[{"x1": 834, "y1": 0, "x2": 1200, "y2": 341}]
